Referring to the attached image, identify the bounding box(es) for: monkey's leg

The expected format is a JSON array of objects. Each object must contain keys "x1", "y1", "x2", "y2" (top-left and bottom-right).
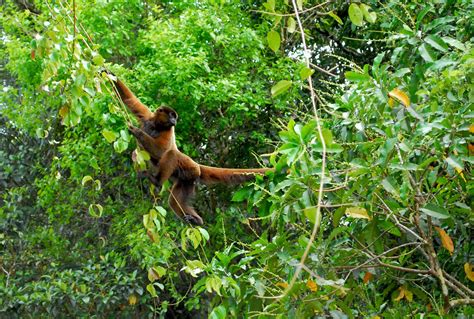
[{"x1": 168, "y1": 181, "x2": 203, "y2": 225}]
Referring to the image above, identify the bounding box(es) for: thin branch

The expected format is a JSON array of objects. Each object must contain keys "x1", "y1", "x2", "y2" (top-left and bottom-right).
[
  {"x1": 443, "y1": 271, "x2": 474, "y2": 297},
  {"x1": 252, "y1": 1, "x2": 333, "y2": 17},
  {"x1": 449, "y1": 298, "x2": 474, "y2": 308},
  {"x1": 267, "y1": 0, "x2": 328, "y2": 301}
]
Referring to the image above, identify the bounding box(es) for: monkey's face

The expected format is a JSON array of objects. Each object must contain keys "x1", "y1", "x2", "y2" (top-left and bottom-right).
[{"x1": 153, "y1": 106, "x2": 178, "y2": 129}]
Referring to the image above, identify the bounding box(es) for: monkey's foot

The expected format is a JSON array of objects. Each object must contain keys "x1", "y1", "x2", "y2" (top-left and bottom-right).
[{"x1": 183, "y1": 214, "x2": 203, "y2": 225}]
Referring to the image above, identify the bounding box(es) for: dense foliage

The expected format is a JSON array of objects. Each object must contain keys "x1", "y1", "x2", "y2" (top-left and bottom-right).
[{"x1": 1, "y1": 0, "x2": 472, "y2": 317}]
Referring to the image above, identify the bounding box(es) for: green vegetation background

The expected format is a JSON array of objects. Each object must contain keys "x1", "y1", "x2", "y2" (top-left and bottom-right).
[{"x1": 1, "y1": 0, "x2": 472, "y2": 317}]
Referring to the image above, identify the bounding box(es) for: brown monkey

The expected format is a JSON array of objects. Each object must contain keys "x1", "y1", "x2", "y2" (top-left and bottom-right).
[{"x1": 107, "y1": 74, "x2": 271, "y2": 225}]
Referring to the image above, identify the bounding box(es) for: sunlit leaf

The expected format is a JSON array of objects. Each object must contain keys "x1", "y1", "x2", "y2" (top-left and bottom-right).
[
  {"x1": 435, "y1": 227, "x2": 454, "y2": 255},
  {"x1": 297, "y1": 0, "x2": 303, "y2": 11},
  {"x1": 102, "y1": 129, "x2": 118, "y2": 143},
  {"x1": 360, "y1": 4, "x2": 377, "y2": 23},
  {"x1": 88, "y1": 204, "x2": 103, "y2": 218},
  {"x1": 348, "y1": 3, "x2": 364, "y2": 26},
  {"x1": 328, "y1": 11, "x2": 343, "y2": 25},
  {"x1": 267, "y1": 30, "x2": 280, "y2": 53},
  {"x1": 345, "y1": 71, "x2": 370, "y2": 82},
  {"x1": 388, "y1": 88, "x2": 410, "y2": 107},
  {"x1": 81, "y1": 175, "x2": 93, "y2": 186},
  {"x1": 263, "y1": 0, "x2": 275, "y2": 12},
  {"x1": 146, "y1": 284, "x2": 157, "y2": 297},
  {"x1": 299, "y1": 66, "x2": 314, "y2": 80},
  {"x1": 304, "y1": 207, "x2": 317, "y2": 224},
  {"x1": 345, "y1": 207, "x2": 371, "y2": 220},
  {"x1": 271, "y1": 80, "x2": 292, "y2": 97},
  {"x1": 287, "y1": 17, "x2": 296, "y2": 33}
]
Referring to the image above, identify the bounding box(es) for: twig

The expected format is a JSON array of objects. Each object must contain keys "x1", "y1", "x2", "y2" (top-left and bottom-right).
[
  {"x1": 266, "y1": 0, "x2": 328, "y2": 300},
  {"x1": 252, "y1": 1, "x2": 333, "y2": 17},
  {"x1": 449, "y1": 298, "x2": 474, "y2": 308}
]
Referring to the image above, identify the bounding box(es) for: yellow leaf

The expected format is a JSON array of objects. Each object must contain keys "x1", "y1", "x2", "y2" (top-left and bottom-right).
[
  {"x1": 394, "y1": 286, "x2": 413, "y2": 302},
  {"x1": 148, "y1": 268, "x2": 160, "y2": 282},
  {"x1": 435, "y1": 227, "x2": 454, "y2": 255},
  {"x1": 306, "y1": 279, "x2": 318, "y2": 292},
  {"x1": 404, "y1": 287, "x2": 413, "y2": 302},
  {"x1": 394, "y1": 287, "x2": 405, "y2": 302},
  {"x1": 468, "y1": 143, "x2": 474, "y2": 156},
  {"x1": 464, "y1": 263, "x2": 474, "y2": 282},
  {"x1": 345, "y1": 207, "x2": 372, "y2": 220},
  {"x1": 388, "y1": 88, "x2": 410, "y2": 107},
  {"x1": 363, "y1": 271, "x2": 373, "y2": 284},
  {"x1": 128, "y1": 294, "x2": 137, "y2": 305},
  {"x1": 276, "y1": 282, "x2": 288, "y2": 289},
  {"x1": 59, "y1": 105, "x2": 69, "y2": 118},
  {"x1": 469, "y1": 124, "x2": 474, "y2": 133},
  {"x1": 388, "y1": 97, "x2": 395, "y2": 107},
  {"x1": 372, "y1": 317, "x2": 382, "y2": 319}
]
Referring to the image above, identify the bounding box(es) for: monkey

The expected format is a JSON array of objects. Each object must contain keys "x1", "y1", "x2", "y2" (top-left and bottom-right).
[{"x1": 106, "y1": 73, "x2": 271, "y2": 225}]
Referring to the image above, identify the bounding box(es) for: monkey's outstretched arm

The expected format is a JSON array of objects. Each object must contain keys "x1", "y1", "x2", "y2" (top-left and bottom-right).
[{"x1": 104, "y1": 71, "x2": 153, "y2": 121}]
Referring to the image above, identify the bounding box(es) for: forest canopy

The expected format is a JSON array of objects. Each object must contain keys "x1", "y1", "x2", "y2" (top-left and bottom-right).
[{"x1": 1, "y1": 0, "x2": 473, "y2": 317}]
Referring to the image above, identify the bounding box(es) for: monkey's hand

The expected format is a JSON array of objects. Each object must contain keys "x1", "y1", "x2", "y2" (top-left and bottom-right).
[
  {"x1": 183, "y1": 214, "x2": 204, "y2": 225},
  {"x1": 128, "y1": 125, "x2": 143, "y2": 138},
  {"x1": 98, "y1": 68, "x2": 117, "y2": 82}
]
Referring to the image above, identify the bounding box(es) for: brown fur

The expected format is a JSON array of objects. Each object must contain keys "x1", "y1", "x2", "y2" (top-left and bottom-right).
[{"x1": 110, "y1": 76, "x2": 271, "y2": 225}]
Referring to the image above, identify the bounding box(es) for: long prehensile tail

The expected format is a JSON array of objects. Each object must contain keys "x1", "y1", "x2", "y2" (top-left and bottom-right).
[{"x1": 199, "y1": 165, "x2": 271, "y2": 185}]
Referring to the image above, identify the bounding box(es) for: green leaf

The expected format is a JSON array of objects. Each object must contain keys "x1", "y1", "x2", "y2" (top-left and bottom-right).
[
  {"x1": 359, "y1": 4, "x2": 377, "y2": 23},
  {"x1": 425, "y1": 35, "x2": 448, "y2": 53},
  {"x1": 209, "y1": 305, "x2": 227, "y2": 319},
  {"x1": 102, "y1": 129, "x2": 118, "y2": 143},
  {"x1": 442, "y1": 36, "x2": 466, "y2": 51},
  {"x1": 146, "y1": 284, "x2": 157, "y2": 297},
  {"x1": 420, "y1": 203, "x2": 450, "y2": 219},
  {"x1": 345, "y1": 71, "x2": 371, "y2": 82},
  {"x1": 418, "y1": 43, "x2": 436, "y2": 62},
  {"x1": 299, "y1": 66, "x2": 314, "y2": 80},
  {"x1": 328, "y1": 11, "x2": 343, "y2": 25},
  {"x1": 296, "y1": 0, "x2": 303, "y2": 11},
  {"x1": 304, "y1": 207, "x2": 317, "y2": 224},
  {"x1": 287, "y1": 17, "x2": 296, "y2": 33},
  {"x1": 445, "y1": 156, "x2": 463, "y2": 171},
  {"x1": 271, "y1": 80, "x2": 292, "y2": 97},
  {"x1": 381, "y1": 178, "x2": 399, "y2": 197},
  {"x1": 232, "y1": 188, "x2": 251, "y2": 202},
  {"x1": 321, "y1": 128, "x2": 334, "y2": 145},
  {"x1": 92, "y1": 53, "x2": 105, "y2": 66},
  {"x1": 263, "y1": 0, "x2": 275, "y2": 12},
  {"x1": 198, "y1": 227, "x2": 210, "y2": 241},
  {"x1": 81, "y1": 175, "x2": 93, "y2": 186},
  {"x1": 114, "y1": 138, "x2": 129, "y2": 153},
  {"x1": 348, "y1": 3, "x2": 364, "y2": 26},
  {"x1": 88, "y1": 204, "x2": 103, "y2": 218},
  {"x1": 267, "y1": 30, "x2": 280, "y2": 53}
]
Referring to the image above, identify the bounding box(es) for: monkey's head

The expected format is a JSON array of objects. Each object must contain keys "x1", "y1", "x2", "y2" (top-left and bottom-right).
[{"x1": 152, "y1": 106, "x2": 178, "y2": 129}]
